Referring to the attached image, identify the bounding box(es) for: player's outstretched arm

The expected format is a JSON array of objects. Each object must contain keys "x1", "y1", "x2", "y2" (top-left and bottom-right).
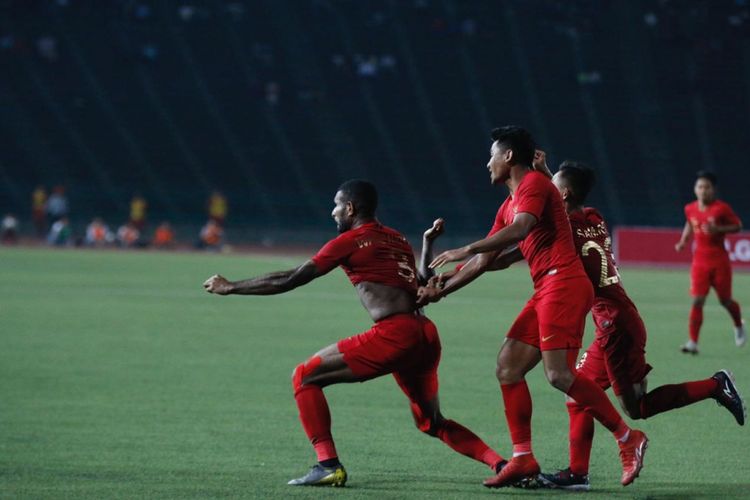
[
  {"x1": 418, "y1": 218, "x2": 445, "y2": 285},
  {"x1": 203, "y1": 260, "x2": 323, "y2": 296},
  {"x1": 417, "y1": 251, "x2": 499, "y2": 305},
  {"x1": 532, "y1": 150, "x2": 553, "y2": 179},
  {"x1": 675, "y1": 221, "x2": 693, "y2": 252},
  {"x1": 486, "y1": 245, "x2": 524, "y2": 271},
  {"x1": 429, "y1": 213, "x2": 536, "y2": 269}
]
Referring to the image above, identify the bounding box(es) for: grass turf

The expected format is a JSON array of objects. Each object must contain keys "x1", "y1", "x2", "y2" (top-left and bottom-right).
[{"x1": 1, "y1": 246, "x2": 749, "y2": 499}]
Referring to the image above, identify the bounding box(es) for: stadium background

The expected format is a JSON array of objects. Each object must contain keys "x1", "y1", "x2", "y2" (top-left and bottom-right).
[{"x1": 2, "y1": 0, "x2": 750, "y2": 245}]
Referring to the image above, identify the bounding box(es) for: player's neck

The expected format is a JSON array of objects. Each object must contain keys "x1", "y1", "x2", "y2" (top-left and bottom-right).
[
  {"x1": 566, "y1": 203, "x2": 583, "y2": 215},
  {"x1": 697, "y1": 198, "x2": 715, "y2": 210},
  {"x1": 351, "y1": 217, "x2": 378, "y2": 230},
  {"x1": 505, "y1": 165, "x2": 531, "y2": 194}
]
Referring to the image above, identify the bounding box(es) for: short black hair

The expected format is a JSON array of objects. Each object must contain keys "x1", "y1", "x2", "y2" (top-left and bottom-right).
[
  {"x1": 558, "y1": 160, "x2": 596, "y2": 205},
  {"x1": 696, "y1": 170, "x2": 718, "y2": 186},
  {"x1": 490, "y1": 126, "x2": 536, "y2": 166},
  {"x1": 338, "y1": 179, "x2": 378, "y2": 217}
]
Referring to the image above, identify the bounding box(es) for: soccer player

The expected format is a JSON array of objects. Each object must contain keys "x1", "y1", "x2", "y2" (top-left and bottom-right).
[
  {"x1": 421, "y1": 126, "x2": 648, "y2": 488},
  {"x1": 675, "y1": 171, "x2": 746, "y2": 354},
  {"x1": 525, "y1": 157, "x2": 746, "y2": 491},
  {"x1": 203, "y1": 180, "x2": 506, "y2": 487}
]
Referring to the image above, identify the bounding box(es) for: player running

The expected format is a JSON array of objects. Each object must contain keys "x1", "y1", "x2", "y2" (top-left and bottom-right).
[
  {"x1": 420, "y1": 126, "x2": 648, "y2": 488},
  {"x1": 203, "y1": 180, "x2": 506, "y2": 487},
  {"x1": 675, "y1": 171, "x2": 746, "y2": 354},
  {"x1": 527, "y1": 157, "x2": 746, "y2": 491}
]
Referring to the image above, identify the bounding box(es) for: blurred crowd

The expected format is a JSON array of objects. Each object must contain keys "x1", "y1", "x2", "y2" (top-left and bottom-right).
[{"x1": 1, "y1": 185, "x2": 229, "y2": 252}]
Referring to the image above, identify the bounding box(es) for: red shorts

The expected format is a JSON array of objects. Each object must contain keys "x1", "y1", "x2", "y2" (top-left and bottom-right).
[
  {"x1": 576, "y1": 299, "x2": 653, "y2": 396},
  {"x1": 337, "y1": 313, "x2": 441, "y2": 402},
  {"x1": 691, "y1": 258, "x2": 732, "y2": 301},
  {"x1": 507, "y1": 275, "x2": 594, "y2": 351}
]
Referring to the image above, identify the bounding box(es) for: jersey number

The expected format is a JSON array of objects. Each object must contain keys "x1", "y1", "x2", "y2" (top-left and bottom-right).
[
  {"x1": 581, "y1": 240, "x2": 620, "y2": 288},
  {"x1": 397, "y1": 257, "x2": 416, "y2": 283}
]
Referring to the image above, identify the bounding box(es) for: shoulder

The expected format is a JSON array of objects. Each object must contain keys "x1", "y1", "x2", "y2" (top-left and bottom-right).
[
  {"x1": 685, "y1": 201, "x2": 698, "y2": 212},
  {"x1": 522, "y1": 171, "x2": 552, "y2": 190},
  {"x1": 583, "y1": 206, "x2": 605, "y2": 224}
]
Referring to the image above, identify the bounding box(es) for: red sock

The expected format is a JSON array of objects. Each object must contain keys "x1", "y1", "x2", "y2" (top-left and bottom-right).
[
  {"x1": 436, "y1": 420, "x2": 505, "y2": 470},
  {"x1": 501, "y1": 381, "x2": 533, "y2": 454},
  {"x1": 639, "y1": 378, "x2": 719, "y2": 419},
  {"x1": 567, "y1": 402, "x2": 594, "y2": 475},
  {"x1": 725, "y1": 300, "x2": 743, "y2": 327},
  {"x1": 294, "y1": 385, "x2": 337, "y2": 461},
  {"x1": 689, "y1": 305, "x2": 703, "y2": 343},
  {"x1": 566, "y1": 374, "x2": 628, "y2": 439}
]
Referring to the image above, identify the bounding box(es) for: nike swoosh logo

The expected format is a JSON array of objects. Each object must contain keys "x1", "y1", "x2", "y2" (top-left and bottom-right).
[
  {"x1": 542, "y1": 335, "x2": 556, "y2": 342},
  {"x1": 724, "y1": 381, "x2": 734, "y2": 399}
]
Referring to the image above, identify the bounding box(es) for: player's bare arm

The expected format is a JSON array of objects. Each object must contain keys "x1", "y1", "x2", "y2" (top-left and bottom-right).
[
  {"x1": 486, "y1": 246, "x2": 524, "y2": 271},
  {"x1": 417, "y1": 251, "x2": 499, "y2": 306},
  {"x1": 203, "y1": 260, "x2": 322, "y2": 295},
  {"x1": 704, "y1": 220, "x2": 742, "y2": 235},
  {"x1": 418, "y1": 218, "x2": 445, "y2": 285},
  {"x1": 675, "y1": 221, "x2": 693, "y2": 252},
  {"x1": 429, "y1": 213, "x2": 537, "y2": 269},
  {"x1": 532, "y1": 150, "x2": 553, "y2": 179}
]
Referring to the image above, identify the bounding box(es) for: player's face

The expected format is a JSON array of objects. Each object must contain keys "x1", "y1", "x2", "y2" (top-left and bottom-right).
[
  {"x1": 694, "y1": 178, "x2": 715, "y2": 204},
  {"x1": 332, "y1": 190, "x2": 353, "y2": 233},
  {"x1": 551, "y1": 172, "x2": 568, "y2": 198},
  {"x1": 487, "y1": 141, "x2": 511, "y2": 184}
]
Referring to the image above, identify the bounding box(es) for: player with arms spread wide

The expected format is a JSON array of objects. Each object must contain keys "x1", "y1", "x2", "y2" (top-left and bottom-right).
[
  {"x1": 675, "y1": 171, "x2": 746, "y2": 354},
  {"x1": 420, "y1": 126, "x2": 648, "y2": 488},
  {"x1": 203, "y1": 180, "x2": 506, "y2": 487},
  {"x1": 526, "y1": 157, "x2": 746, "y2": 491}
]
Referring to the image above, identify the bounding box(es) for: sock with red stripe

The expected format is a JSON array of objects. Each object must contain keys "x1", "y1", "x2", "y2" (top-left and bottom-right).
[
  {"x1": 639, "y1": 378, "x2": 719, "y2": 418},
  {"x1": 689, "y1": 305, "x2": 703, "y2": 343},
  {"x1": 501, "y1": 380, "x2": 533, "y2": 456},
  {"x1": 567, "y1": 401, "x2": 594, "y2": 475},
  {"x1": 566, "y1": 373, "x2": 629, "y2": 441},
  {"x1": 724, "y1": 300, "x2": 743, "y2": 327},
  {"x1": 435, "y1": 419, "x2": 505, "y2": 470},
  {"x1": 294, "y1": 384, "x2": 338, "y2": 462}
]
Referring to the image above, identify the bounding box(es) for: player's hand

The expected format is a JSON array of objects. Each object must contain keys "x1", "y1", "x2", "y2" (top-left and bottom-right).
[
  {"x1": 674, "y1": 241, "x2": 685, "y2": 252},
  {"x1": 423, "y1": 218, "x2": 445, "y2": 242},
  {"x1": 703, "y1": 221, "x2": 719, "y2": 234},
  {"x1": 429, "y1": 247, "x2": 471, "y2": 269},
  {"x1": 427, "y1": 269, "x2": 456, "y2": 289},
  {"x1": 532, "y1": 150, "x2": 552, "y2": 178},
  {"x1": 203, "y1": 274, "x2": 233, "y2": 295},
  {"x1": 417, "y1": 285, "x2": 443, "y2": 306}
]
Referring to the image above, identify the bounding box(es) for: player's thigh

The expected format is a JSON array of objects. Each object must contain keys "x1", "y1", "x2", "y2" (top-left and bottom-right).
[
  {"x1": 295, "y1": 342, "x2": 360, "y2": 388},
  {"x1": 712, "y1": 260, "x2": 733, "y2": 301},
  {"x1": 497, "y1": 338, "x2": 542, "y2": 383},
  {"x1": 600, "y1": 312, "x2": 652, "y2": 400},
  {"x1": 537, "y1": 277, "x2": 592, "y2": 352},
  {"x1": 575, "y1": 340, "x2": 611, "y2": 392},
  {"x1": 690, "y1": 263, "x2": 711, "y2": 297},
  {"x1": 505, "y1": 298, "x2": 540, "y2": 349}
]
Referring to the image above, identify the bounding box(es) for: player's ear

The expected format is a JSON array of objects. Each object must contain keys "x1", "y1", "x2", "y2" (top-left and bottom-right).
[
  {"x1": 561, "y1": 187, "x2": 571, "y2": 201},
  {"x1": 504, "y1": 148, "x2": 514, "y2": 163},
  {"x1": 345, "y1": 201, "x2": 355, "y2": 217}
]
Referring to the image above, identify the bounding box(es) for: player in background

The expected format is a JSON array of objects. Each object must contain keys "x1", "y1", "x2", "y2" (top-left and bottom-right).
[
  {"x1": 203, "y1": 180, "x2": 506, "y2": 487},
  {"x1": 420, "y1": 126, "x2": 647, "y2": 488},
  {"x1": 522, "y1": 156, "x2": 746, "y2": 491},
  {"x1": 675, "y1": 171, "x2": 745, "y2": 354}
]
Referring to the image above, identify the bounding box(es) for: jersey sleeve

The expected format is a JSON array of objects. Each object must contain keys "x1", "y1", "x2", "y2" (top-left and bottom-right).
[
  {"x1": 514, "y1": 174, "x2": 547, "y2": 221},
  {"x1": 311, "y1": 234, "x2": 355, "y2": 274}
]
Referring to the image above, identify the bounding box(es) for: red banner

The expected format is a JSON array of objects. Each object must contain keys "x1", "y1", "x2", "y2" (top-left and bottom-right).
[{"x1": 614, "y1": 227, "x2": 750, "y2": 270}]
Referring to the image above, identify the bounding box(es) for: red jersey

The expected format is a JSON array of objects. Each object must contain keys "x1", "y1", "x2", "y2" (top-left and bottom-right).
[
  {"x1": 311, "y1": 222, "x2": 418, "y2": 296},
  {"x1": 489, "y1": 171, "x2": 587, "y2": 287},
  {"x1": 569, "y1": 207, "x2": 633, "y2": 306},
  {"x1": 684, "y1": 200, "x2": 741, "y2": 262}
]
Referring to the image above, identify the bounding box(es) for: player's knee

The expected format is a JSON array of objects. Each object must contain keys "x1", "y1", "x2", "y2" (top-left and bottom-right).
[
  {"x1": 622, "y1": 402, "x2": 643, "y2": 420},
  {"x1": 411, "y1": 405, "x2": 444, "y2": 436},
  {"x1": 692, "y1": 296, "x2": 706, "y2": 308},
  {"x1": 496, "y1": 363, "x2": 521, "y2": 384},
  {"x1": 720, "y1": 298, "x2": 734, "y2": 308},
  {"x1": 291, "y1": 355, "x2": 323, "y2": 392},
  {"x1": 545, "y1": 368, "x2": 574, "y2": 392}
]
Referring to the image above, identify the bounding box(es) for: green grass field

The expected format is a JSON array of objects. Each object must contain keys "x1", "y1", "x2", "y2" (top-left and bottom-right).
[{"x1": 2, "y1": 247, "x2": 749, "y2": 499}]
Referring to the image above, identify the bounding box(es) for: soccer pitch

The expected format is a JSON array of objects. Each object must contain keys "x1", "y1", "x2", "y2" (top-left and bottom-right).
[{"x1": 2, "y1": 247, "x2": 749, "y2": 499}]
